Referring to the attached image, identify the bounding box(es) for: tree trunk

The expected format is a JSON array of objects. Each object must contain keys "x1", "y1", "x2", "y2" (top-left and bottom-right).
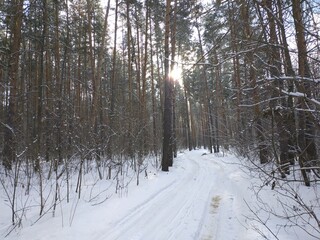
[
  {"x1": 195, "y1": 18, "x2": 213, "y2": 153},
  {"x1": 228, "y1": 1, "x2": 242, "y2": 139},
  {"x1": 277, "y1": 0, "x2": 296, "y2": 166},
  {"x1": 184, "y1": 87, "x2": 193, "y2": 151},
  {"x1": 162, "y1": 0, "x2": 173, "y2": 171},
  {"x1": 171, "y1": 0, "x2": 178, "y2": 159},
  {"x1": 149, "y1": 12, "x2": 158, "y2": 157},
  {"x1": 107, "y1": 0, "x2": 119, "y2": 160},
  {"x1": 126, "y1": 0, "x2": 134, "y2": 158},
  {"x1": 2, "y1": 0, "x2": 24, "y2": 170},
  {"x1": 141, "y1": 0, "x2": 149, "y2": 156},
  {"x1": 240, "y1": 2, "x2": 268, "y2": 164},
  {"x1": 96, "y1": 0, "x2": 111, "y2": 159},
  {"x1": 54, "y1": 0, "x2": 62, "y2": 170},
  {"x1": 292, "y1": 0, "x2": 318, "y2": 186}
]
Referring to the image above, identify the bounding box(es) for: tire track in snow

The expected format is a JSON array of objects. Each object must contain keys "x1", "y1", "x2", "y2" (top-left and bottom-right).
[
  {"x1": 97, "y1": 152, "x2": 216, "y2": 240},
  {"x1": 110, "y1": 178, "x2": 179, "y2": 229},
  {"x1": 95, "y1": 151, "x2": 246, "y2": 240},
  {"x1": 198, "y1": 155, "x2": 250, "y2": 240}
]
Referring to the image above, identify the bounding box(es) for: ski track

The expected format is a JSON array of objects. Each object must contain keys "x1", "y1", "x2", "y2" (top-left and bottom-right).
[
  {"x1": 95, "y1": 151, "x2": 248, "y2": 240},
  {"x1": 1, "y1": 150, "x2": 251, "y2": 240}
]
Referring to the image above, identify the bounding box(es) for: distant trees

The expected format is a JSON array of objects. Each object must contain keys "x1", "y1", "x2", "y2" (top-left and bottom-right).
[
  {"x1": 1, "y1": 0, "x2": 163, "y2": 171},
  {"x1": 136, "y1": 0, "x2": 319, "y2": 178},
  {"x1": 1, "y1": 1, "x2": 319, "y2": 237},
  {"x1": 0, "y1": 0, "x2": 319, "y2": 208},
  {"x1": 180, "y1": 0, "x2": 319, "y2": 184},
  {"x1": 194, "y1": 2, "x2": 319, "y2": 235}
]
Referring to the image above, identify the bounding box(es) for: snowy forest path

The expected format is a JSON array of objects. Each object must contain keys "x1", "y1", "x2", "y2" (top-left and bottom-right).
[
  {"x1": 2, "y1": 149, "x2": 253, "y2": 240},
  {"x1": 96, "y1": 150, "x2": 250, "y2": 240}
]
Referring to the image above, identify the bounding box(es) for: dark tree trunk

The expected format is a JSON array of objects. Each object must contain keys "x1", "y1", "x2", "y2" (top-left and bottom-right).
[
  {"x1": 2, "y1": 0, "x2": 24, "y2": 171},
  {"x1": 292, "y1": 0, "x2": 317, "y2": 186},
  {"x1": 162, "y1": 0, "x2": 173, "y2": 172}
]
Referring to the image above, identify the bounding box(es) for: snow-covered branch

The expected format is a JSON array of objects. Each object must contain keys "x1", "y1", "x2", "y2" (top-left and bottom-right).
[{"x1": 266, "y1": 75, "x2": 320, "y2": 84}]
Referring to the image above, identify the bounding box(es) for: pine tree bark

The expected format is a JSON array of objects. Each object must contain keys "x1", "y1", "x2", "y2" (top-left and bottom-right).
[
  {"x1": 126, "y1": 0, "x2": 134, "y2": 158},
  {"x1": 2, "y1": 0, "x2": 24, "y2": 170},
  {"x1": 228, "y1": 1, "x2": 242, "y2": 139},
  {"x1": 292, "y1": 0, "x2": 318, "y2": 186},
  {"x1": 96, "y1": 0, "x2": 111, "y2": 159},
  {"x1": 277, "y1": 0, "x2": 296, "y2": 167},
  {"x1": 195, "y1": 18, "x2": 213, "y2": 153},
  {"x1": 162, "y1": 0, "x2": 173, "y2": 171},
  {"x1": 54, "y1": 0, "x2": 62, "y2": 170},
  {"x1": 141, "y1": 0, "x2": 149, "y2": 156},
  {"x1": 241, "y1": 1, "x2": 268, "y2": 164},
  {"x1": 185, "y1": 87, "x2": 193, "y2": 151},
  {"x1": 149, "y1": 13, "x2": 158, "y2": 157},
  {"x1": 107, "y1": 0, "x2": 119, "y2": 160},
  {"x1": 171, "y1": 0, "x2": 178, "y2": 159},
  {"x1": 265, "y1": 0, "x2": 289, "y2": 171}
]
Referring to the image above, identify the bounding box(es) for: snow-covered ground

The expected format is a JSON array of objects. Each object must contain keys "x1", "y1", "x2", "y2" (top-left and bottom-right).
[{"x1": 1, "y1": 149, "x2": 319, "y2": 239}]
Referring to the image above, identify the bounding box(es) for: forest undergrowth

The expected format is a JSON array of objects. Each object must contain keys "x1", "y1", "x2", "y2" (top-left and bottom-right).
[
  {"x1": 0, "y1": 153, "x2": 159, "y2": 237},
  {"x1": 234, "y1": 149, "x2": 320, "y2": 239}
]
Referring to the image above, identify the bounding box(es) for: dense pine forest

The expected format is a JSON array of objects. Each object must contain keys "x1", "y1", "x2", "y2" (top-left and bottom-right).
[{"x1": 0, "y1": 0, "x2": 320, "y2": 236}]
